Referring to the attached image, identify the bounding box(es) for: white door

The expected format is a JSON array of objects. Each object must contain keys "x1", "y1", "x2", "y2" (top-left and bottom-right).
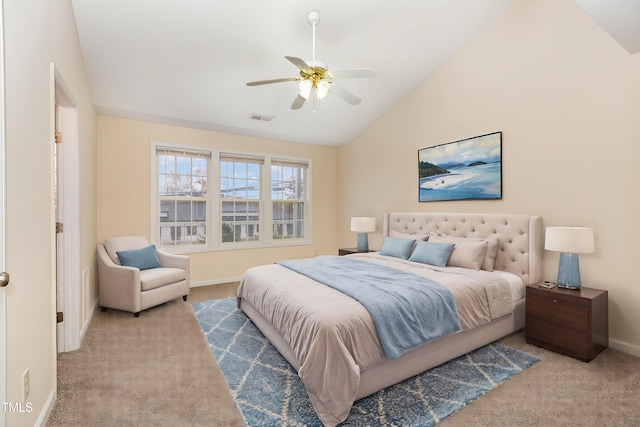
[
  {"x1": 53, "y1": 71, "x2": 81, "y2": 353},
  {"x1": 54, "y1": 111, "x2": 64, "y2": 353},
  {"x1": 0, "y1": 1, "x2": 7, "y2": 425}
]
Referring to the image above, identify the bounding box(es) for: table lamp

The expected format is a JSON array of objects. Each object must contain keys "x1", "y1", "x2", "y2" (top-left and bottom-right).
[
  {"x1": 544, "y1": 226, "x2": 594, "y2": 289},
  {"x1": 350, "y1": 217, "x2": 376, "y2": 252}
]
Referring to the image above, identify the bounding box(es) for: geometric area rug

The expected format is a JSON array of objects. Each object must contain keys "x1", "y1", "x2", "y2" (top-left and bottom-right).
[{"x1": 193, "y1": 298, "x2": 539, "y2": 427}]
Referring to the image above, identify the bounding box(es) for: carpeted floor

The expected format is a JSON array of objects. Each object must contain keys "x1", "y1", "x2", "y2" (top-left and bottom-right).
[
  {"x1": 48, "y1": 283, "x2": 640, "y2": 426},
  {"x1": 47, "y1": 282, "x2": 245, "y2": 427},
  {"x1": 194, "y1": 297, "x2": 539, "y2": 426}
]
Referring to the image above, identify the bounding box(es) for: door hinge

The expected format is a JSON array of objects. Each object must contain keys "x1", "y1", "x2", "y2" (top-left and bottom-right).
[
  {"x1": 55, "y1": 131, "x2": 62, "y2": 144},
  {"x1": 56, "y1": 222, "x2": 63, "y2": 233},
  {"x1": 56, "y1": 312, "x2": 64, "y2": 323}
]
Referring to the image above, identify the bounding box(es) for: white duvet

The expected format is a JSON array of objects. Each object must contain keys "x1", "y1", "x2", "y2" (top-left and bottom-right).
[{"x1": 237, "y1": 253, "x2": 520, "y2": 426}]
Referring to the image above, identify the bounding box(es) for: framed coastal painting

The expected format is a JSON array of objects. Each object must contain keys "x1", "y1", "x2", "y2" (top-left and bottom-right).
[{"x1": 418, "y1": 132, "x2": 502, "y2": 202}]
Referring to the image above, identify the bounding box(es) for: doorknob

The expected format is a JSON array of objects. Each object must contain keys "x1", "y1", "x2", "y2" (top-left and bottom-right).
[{"x1": 0, "y1": 272, "x2": 9, "y2": 287}]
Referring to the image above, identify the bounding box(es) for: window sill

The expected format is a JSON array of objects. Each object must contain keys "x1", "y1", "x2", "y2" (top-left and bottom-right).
[{"x1": 157, "y1": 239, "x2": 312, "y2": 255}]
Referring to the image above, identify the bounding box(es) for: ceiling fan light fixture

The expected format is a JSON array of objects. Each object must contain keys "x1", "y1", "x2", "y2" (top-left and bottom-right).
[
  {"x1": 316, "y1": 81, "x2": 331, "y2": 99},
  {"x1": 298, "y1": 80, "x2": 312, "y2": 100},
  {"x1": 298, "y1": 80, "x2": 331, "y2": 101}
]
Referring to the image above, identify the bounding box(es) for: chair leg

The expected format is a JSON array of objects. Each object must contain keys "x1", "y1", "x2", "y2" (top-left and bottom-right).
[
  {"x1": 133, "y1": 312, "x2": 140, "y2": 317},
  {"x1": 183, "y1": 295, "x2": 188, "y2": 301}
]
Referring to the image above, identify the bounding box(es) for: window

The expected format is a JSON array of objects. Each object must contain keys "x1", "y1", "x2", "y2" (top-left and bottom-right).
[
  {"x1": 271, "y1": 159, "x2": 307, "y2": 240},
  {"x1": 156, "y1": 147, "x2": 210, "y2": 246},
  {"x1": 220, "y1": 153, "x2": 263, "y2": 243},
  {"x1": 152, "y1": 143, "x2": 310, "y2": 251}
]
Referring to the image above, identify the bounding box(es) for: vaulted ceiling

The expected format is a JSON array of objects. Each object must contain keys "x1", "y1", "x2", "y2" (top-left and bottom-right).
[{"x1": 71, "y1": 0, "x2": 639, "y2": 147}]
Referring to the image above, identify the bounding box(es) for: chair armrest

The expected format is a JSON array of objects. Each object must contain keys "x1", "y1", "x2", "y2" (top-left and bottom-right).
[
  {"x1": 97, "y1": 244, "x2": 141, "y2": 291},
  {"x1": 157, "y1": 250, "x2": 189, "y2": 271}
]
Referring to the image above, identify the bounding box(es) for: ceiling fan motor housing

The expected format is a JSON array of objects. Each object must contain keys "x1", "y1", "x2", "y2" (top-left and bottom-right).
[{"x1": 301, "y1": 60, "x2": 329, "y2": 83}]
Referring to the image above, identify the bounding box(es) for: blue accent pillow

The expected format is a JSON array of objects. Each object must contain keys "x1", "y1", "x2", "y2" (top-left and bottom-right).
[
  {"x1": 116, "y1": 245, "x2": 162, "y2": 270},
  {"x1": 409, "y1": 241, "x2": 456, "y2": 267},
  {"x1": 379, "y1": 237, "x2": 416, "y2": 260}
]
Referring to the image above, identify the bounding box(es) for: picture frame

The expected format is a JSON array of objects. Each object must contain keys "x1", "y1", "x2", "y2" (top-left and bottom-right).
[{"x1": 418, "y1": 131, "x2": 502, "y2": 202}]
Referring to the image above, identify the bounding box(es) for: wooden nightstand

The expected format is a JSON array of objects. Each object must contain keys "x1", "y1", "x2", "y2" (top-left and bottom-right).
[
  {"x1": 526, "y1": 283, "x2": 608, "y2": 362},
  {"x1": 338, "y1": 248, "x2": 372, "y2": 256}
]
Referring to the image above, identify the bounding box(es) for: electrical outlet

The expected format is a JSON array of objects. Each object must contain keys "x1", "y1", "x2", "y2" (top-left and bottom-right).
[{"x1": 22, "y1": 367, "x2": 30, "y2": 402}]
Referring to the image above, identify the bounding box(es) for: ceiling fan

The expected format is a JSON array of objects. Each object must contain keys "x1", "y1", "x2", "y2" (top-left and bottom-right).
[{"x1": 246, "y1": 10, "x2": 376, "y2": 110}]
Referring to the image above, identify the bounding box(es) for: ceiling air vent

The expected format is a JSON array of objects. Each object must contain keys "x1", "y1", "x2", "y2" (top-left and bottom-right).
[{"x1": 250, "y1": 113, "x2": 274, "y2": 122}]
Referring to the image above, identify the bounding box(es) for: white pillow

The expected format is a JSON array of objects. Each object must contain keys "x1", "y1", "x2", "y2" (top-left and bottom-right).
[
  {"x1": 389, "y1": 230, "x2": 429, "y2": 241},
  {"x1": 483, "y1": 237, "x2": 499, "y2": 271},
  {"x1": 428, "y1": 233, "x2": 499, "y2": 270},
  {"x1": 428, "y1": 234, "x2": 491, "y2": 271}
]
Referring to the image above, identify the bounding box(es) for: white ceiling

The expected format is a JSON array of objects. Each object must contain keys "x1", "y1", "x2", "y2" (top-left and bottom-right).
[
  {"x1": 575, "y1": 0, "x2": 640, "y2": 55},
  {"x1": 71, "y1": 0, "x2": 639, "y2": 147}
]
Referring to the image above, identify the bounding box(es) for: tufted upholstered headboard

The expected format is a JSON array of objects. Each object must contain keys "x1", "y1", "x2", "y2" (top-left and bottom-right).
[{"x1": 383, "y1": 212, "x2": 543, "y2": 285}]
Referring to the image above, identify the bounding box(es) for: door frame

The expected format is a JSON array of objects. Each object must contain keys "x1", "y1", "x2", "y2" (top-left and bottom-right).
[
  {"x1": 0, "y1": 1, "x2": 6, "y2": 425},
  {"x1": 51, "y1": 64, "x2": 81, "y2": 352}
]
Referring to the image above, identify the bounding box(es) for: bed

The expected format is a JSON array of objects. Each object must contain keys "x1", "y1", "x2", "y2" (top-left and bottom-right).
[{"x1": 237, "y1": 212, "x2": 543, "y2": 426}]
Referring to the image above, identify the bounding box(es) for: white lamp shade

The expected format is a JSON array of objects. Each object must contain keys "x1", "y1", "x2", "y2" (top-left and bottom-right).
[
  {"x1": 298, "y1": 80, "x2": 331, "y2": 100},
  {"x1": 316, "y1": 81, "x2": 331, "y2": 99},
  {"x1": 298, "y1": 80, "x2": 312, "y2": 99},
  {"x1": 350, "y1": 217, "x2": 376, "y2": 233},
  {"x1": 545, "y1": 226, "x2": 594, "y2": 253}
]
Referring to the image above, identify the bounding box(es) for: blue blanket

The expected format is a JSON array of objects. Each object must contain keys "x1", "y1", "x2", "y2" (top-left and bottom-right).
[{"x1": 278, "y1": 256, "x2": 461, "y2": 359}]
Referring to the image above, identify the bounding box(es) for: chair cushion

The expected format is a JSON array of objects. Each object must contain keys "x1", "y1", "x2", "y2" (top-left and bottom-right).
[
  {"x1": 116, "y1": 245, "x2": 162, "y2": 270},
  {"x1": 103, "y1": 236, "x2": 150, "y2": 265},
  {"x1": 139, "y1": 268, "x2": 187, "y2": 291}
]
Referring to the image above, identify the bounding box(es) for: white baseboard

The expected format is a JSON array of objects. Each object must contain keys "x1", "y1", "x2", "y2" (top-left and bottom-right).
[
  {"x1": 609, "y1": 338, "x2": 640, "y2": 358},
  {"x1": 36, "y1": 388, "x2": 56, "y2": 427},
  {"x1": 80, "y1": 298, "x2": 99, "y2": 343},
  {"x1": 190, "y1": 277, "x2": 242, "y2": 288}
]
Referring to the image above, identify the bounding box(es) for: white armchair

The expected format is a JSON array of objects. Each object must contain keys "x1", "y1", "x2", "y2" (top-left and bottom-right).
[{"x1": 97, "y1": 236, "x2": 190, "y2": 317}]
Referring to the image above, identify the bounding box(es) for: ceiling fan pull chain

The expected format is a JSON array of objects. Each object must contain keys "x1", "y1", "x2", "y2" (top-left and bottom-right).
[{"x1": 311, "y1": 85, "x2": 318, "y2": 112}]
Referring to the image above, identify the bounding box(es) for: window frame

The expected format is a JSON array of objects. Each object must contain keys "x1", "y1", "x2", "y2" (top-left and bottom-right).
[
  {"x1": 219, "y1": 152, "x2": 264, "y2": 245},
  {"x1": 151, "y1": 142, "x2": 312, "y2": 253},
  {"x1": 155, "y1": 145, "x2": 211, "y2": 248},
  {"x1": 271, "y1": 158, "x2": 309, "y2": 242}
]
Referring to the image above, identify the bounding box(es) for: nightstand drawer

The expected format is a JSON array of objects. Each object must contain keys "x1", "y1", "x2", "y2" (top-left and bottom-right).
[
  {"x1": 527, "y1": 294, "x2": 589, "y2": 333},
  {"x1": 525, "y1": 284, "x2": 609, "y2": 362},
  {"x1": 526, "y1": 318, "x2": 589, "y2": 357}
]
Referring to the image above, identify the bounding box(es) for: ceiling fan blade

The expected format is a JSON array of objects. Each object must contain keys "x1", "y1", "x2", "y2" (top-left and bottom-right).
[
  {"x1": 330, "y1": 84, "x2": 361, "y2": 106},
  {"x1": 285, "y1": 56, "x2": 313, "y2": 74},
  {"x1": 291, "y1": 94, "x2": 307, "y2": 110},
  {"x1": 246, "y1": 77, "x2": 299, "y2": 86},
  {"x1": 328, "y1": 68, "x2": 377, "y2": 79}
]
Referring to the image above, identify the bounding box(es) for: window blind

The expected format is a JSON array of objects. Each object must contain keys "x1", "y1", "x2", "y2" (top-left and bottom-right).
[
  {"x1": 220, "y1": 153, "x2": 264, "y2": 164},
  {"x1": 271, "y1": 158, "x2": 309, "y2": 168},
  {"x1": 156, "y1": 146, "x2": 211, "y2": 158}
]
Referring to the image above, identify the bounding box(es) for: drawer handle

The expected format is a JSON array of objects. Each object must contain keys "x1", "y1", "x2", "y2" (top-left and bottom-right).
[{"x1": 553, "y1": 299, "x2": 558, "y2": 303}]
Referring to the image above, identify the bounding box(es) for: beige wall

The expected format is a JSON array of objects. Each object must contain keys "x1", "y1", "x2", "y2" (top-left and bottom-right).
[
  {"x1": 4, "y1": 3, "x2": 637, "y2": 425},
  {"x1": 339, "y1": 0, "x2": 640, "y2": 355},
  {"x1": 3, "y1": 0, "x2": 97, "y2": 425},
  {"x1": 97, "y1": 116, "x2": 339, "y2": 284}
]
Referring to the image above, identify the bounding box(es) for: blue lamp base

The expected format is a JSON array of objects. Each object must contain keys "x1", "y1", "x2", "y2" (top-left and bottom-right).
[
  {"x1": 557, "y1": 252, "x2": 581, "y2": 289},
  {"x1": 356, "y1": 233, "x2": 369, "y2": 252}
]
